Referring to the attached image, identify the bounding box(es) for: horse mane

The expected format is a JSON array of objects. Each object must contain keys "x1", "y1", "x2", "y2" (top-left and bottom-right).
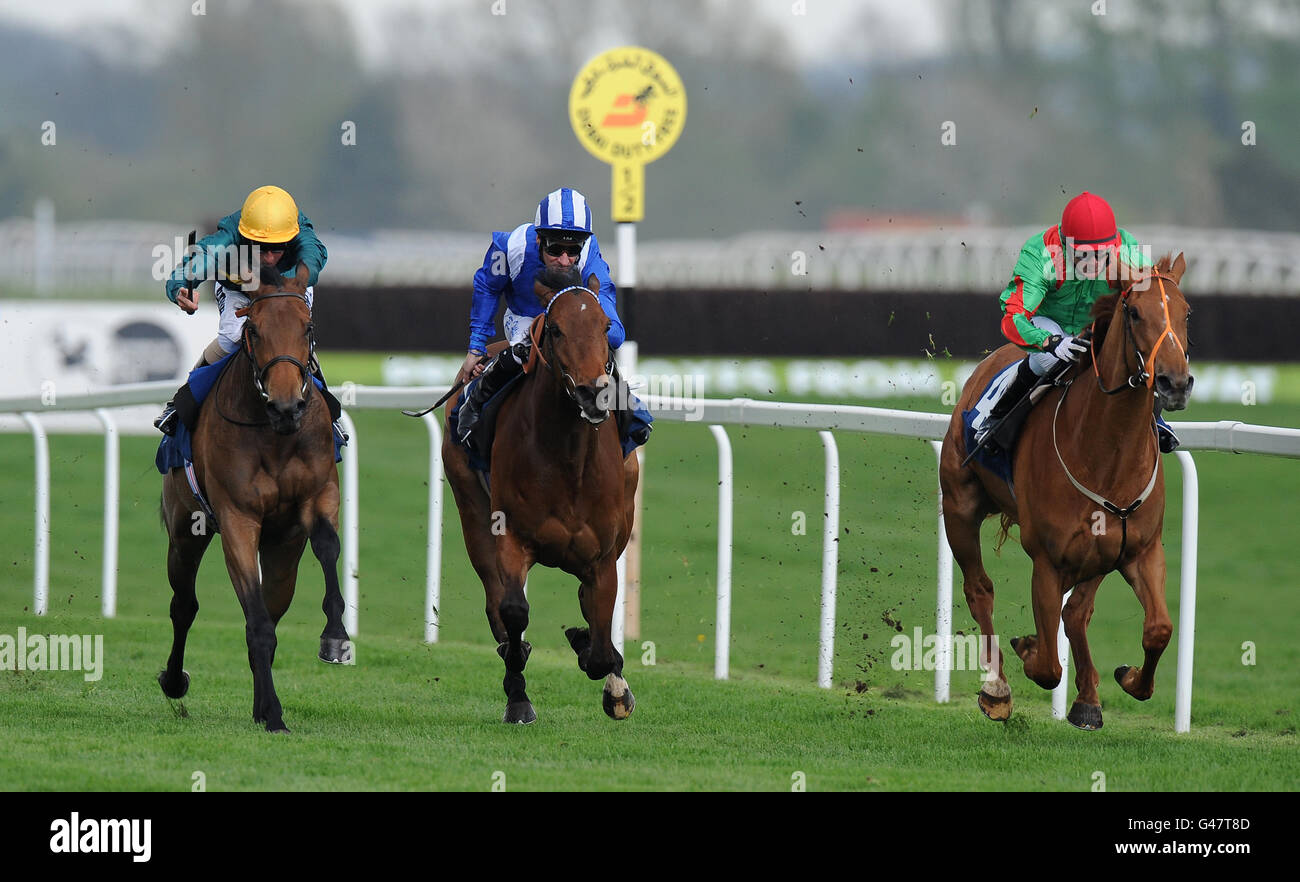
[{"x1": 535, "y1": 266, "x2": 583, "y2": 308}]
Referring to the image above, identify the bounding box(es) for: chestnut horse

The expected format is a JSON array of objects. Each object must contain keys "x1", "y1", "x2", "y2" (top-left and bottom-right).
[
  {"x1": 443, "y1": 281, "x2": 639, "y2": 724},
  {"x1": 158, "y1": 263, "x2": 348, "y2": 733},
  {"x1": 939, "y1": 254, "x2": 1192, "y2": 729}
]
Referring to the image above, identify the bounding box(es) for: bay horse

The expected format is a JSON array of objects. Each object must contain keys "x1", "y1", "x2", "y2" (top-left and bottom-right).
[
  {"x1": 443, "y1": 276, "x2": 639, "y2": 724},
  {"x1": 158, "y1": 263, "x2": 348, "y2": 733},
  {"x1": 939, "y1": 253, "x2": 1193, "y2": 730}
]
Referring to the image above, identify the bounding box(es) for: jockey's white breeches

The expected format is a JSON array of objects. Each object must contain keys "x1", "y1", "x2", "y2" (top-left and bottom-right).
[
  {"x1": 1026, "y1": 316, "x2": 1065, "y2": 376},
  {"x1": 214, "y1": 283, "x2": 315, "y2": 355},
  {"x1": 501, "y1": 309, "x2": 535, "y2": 347}
]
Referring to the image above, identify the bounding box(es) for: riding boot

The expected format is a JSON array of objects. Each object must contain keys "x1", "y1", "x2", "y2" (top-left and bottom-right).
[
  {"x1": 974, "y1": 358, "x2": 1039, "y2": 447},
  {"x1": 608, "y1": 359, "x2": 652, "y2": 447},
  {"x1": 457, "y1": 341, "x2": 530, "y2": 443},
  {"x1": 1153, "y1": 401, "x2": 1180, "y2": 454},
  {"x1": 155, "y1": 351, "x2": 213, "y2": 436},
  {"x1": 309, "y1": 361, "x2": 348, "y2": 444}
]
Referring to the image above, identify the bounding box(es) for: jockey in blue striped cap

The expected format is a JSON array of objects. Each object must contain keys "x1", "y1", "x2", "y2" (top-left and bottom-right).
[{"x1": 457, "y1": 187, "x2": 649, "y2": 450}]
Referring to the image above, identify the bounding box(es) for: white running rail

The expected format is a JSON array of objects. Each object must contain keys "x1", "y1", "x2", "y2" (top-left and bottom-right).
[{"x1": 3, "y1": 383, "x2": 1298, "y2": 733}]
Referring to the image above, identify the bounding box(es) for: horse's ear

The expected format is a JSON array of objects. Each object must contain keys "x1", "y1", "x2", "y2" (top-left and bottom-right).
[
  {"x1": 586, "y1": 274, "x2": 599, "y2": 294},
  {"x1": 1169, "y1": 252, "x2": 1186, "y2": 285},
  {"x1": 534, "y1": 277, "x2": 558, "y2": 308},
  {"x1": 290, "y1": 262, "x2": 310, "y2": 293},
  {"x1": 1111, "y1": 258, "x2": 1134, "y2": 291},
  {"x1": 235, "y1": 306, "x2": 252, "y2": 318}
]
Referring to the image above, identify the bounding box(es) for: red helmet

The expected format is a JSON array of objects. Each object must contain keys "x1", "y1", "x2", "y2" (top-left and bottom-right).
[{"x1": 1061, "y1": 191, "x2": 1120, "y2": 252}]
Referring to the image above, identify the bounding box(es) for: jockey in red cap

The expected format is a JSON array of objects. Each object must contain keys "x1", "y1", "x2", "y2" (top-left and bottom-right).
[{"x1": 976, "y1": 191, "x2": 1179, "y2": 452}]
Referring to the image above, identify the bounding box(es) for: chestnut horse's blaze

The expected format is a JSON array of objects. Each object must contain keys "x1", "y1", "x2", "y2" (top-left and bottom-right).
[
  {"x1": 157, "y1": 263, "x2": 348, "y2": 733},
  {"x1": 443, "y1": 279, "x2": 639, "y2": 724},
  {"x1": 939, "y1": 253, "x2": 1193, "y2": 730}
]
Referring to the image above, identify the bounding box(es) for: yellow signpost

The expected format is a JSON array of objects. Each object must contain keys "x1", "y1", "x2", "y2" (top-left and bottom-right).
[
  {"x1": 569, "y1": 46, "x2": 687, "y2": 222},
  {"x1": 570, "y1": 47, "x2": 686, "y2": 644}
]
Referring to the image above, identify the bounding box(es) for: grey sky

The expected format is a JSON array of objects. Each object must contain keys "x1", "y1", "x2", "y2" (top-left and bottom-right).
[{"x1": 0, "y1": 0, "x2": 948, "y2": 71}]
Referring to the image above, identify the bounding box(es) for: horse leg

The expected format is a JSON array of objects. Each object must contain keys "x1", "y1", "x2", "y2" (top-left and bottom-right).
[
  {"x1": 221, "y1": 515, "x2": 288, "y2": 732},
  {"x1": 307, "y1": 480, "x2": 349, "y2": 663},
  {"x1": 940, "y1": 474, "x2": 1010, "y2": 720},
  {"x1": 567, "y1": 558, "x2": 633, "y2": 720},
  {"x1": 1114, "y1": 542, "x2": 1173, "y2": 701},
  {"x1": 495, "y1": 534, "x2": 536, "y2": 724},
  {"x1": 1063, "y1": 575, "x2": 1105, "y2": 730},
  {"x1": 258, "y1": 528, "x2": 308, "y2": 665},
  {"x1": 443, "y1": 433, "x2": 510, "y2": 644},
  {"x1": 1012, "y1": 556, "x2": 1066, "y2": 690},
  {"x1": 158, "y1": 476, "x2": 213, "y2": 700}
]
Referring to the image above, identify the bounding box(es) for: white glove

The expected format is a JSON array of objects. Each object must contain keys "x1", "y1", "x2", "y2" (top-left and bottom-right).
[{"x1": 1045, "y1": 334, "x2": 1088, "y2": 364}]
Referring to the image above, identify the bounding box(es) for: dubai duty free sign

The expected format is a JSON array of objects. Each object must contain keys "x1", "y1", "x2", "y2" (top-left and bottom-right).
[{"x1": 569, "y1": 47, "x2": 687, "y2": 223}]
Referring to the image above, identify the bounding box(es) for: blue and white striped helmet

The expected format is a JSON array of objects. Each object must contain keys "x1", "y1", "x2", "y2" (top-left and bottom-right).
[{"x1": 534, "y1": 188, "x2": 593, "y2": 238}]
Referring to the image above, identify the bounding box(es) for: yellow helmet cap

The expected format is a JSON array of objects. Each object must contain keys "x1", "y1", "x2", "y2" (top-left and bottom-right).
[{"x1": 238, "y1": 185, "x2": 300, "y2": 243}]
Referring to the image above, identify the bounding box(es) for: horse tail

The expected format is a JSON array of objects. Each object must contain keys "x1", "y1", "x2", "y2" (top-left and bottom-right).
[{"x1": 993, "y1": 513, "x2": 1015, "y2": 554}]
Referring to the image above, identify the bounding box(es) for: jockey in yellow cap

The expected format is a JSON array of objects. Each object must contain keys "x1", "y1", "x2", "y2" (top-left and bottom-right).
[{"x1": 155, "y1": 186, "x2": 337, "y2": 436}]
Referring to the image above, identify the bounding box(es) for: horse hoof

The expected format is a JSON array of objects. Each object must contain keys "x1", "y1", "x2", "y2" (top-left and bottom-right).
[
  {"x1": 603, "y1": 686, "x2": 636, "y2": 721},
  {"x1": 1067, "y1": 701, "x2": 1103, "y2": 730},
  {"x1": 1114, "y1": 665, "x2": 1152, "y2": 700},
  {"x1": 266, "y1": 723, "x2": 291, "y2": 734},
  {"x1": 565, "y1": 627, "x2": 591, "y2": 654},
  {"x1": 504, "y1": 701, "x2": 537, "y2": 725},
  {"x1": 158, "y1": 669, "x2": 190, "y2": 699},
  {"x1": 977, "y1": 689, "x2": 1012, "y2": 722},
  {"x1": 319, "y1": 636, "x2": 351, "y2": 664},
  {"x1": 1010, "y1": 635, "x2": 1036, "y2": 660}
]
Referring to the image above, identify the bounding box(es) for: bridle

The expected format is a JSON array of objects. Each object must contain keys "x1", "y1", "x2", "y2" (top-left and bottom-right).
[
  {"x1": 1091, "y1": 271, "x2": 1188, "y2": 395},
  {"x1": 534, "y1": 285, "x2": 613, "y2": 414},
  {"x1": 218, "y1": 291, "x2": 315, "y2": 427},
  {"x1": 242, "y1": 292, "x2": 316, "y2": 404}
]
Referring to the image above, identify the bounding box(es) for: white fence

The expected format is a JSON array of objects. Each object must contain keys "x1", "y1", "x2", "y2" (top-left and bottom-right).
[
  {"x1": 5, "y1": 217, "x2": 1300, "y2": 294},
  {"x1": 3, "y1": 383, "x2": 1299, "y2": 733}
]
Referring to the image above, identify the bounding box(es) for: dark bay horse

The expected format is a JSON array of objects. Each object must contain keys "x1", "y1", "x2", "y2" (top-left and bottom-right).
[
  {"x1": 158, "y1": 263, "x2": 348, "y2": 733},
  {"x1": 443, "y1": 278, "x2": 639, "y2": 724},
  {"x1": 939, "y1": 254, "x2": 1193, "y2": 730}
]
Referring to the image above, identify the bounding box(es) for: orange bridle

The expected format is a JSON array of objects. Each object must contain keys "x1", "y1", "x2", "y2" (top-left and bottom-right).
[{"x1": 1091, "y1": 271, "x2": 1187, "y2": 393}]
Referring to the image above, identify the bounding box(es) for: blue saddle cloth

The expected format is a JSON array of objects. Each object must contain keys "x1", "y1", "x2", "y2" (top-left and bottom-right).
[
  {"x1": 155, "y1": 353, "x2": 344, "y2": 475},
  {"x1": 961, "y1": 362, "x2": 1020, "y2": 486},
  {"x1": 448, "y1": 373, "x2": 653, "y2": 484}
]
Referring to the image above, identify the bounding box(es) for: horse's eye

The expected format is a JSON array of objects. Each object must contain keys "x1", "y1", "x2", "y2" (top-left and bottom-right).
[
  {"x1": 1127, "y1": 305, "x2": 1141, "y2": 322},
  {"x1": 248, "y1": 324, "x2": 259, "y2": 338}
]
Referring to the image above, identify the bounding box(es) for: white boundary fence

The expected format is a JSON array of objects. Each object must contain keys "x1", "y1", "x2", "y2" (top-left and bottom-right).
[{"x1": 3, "y1": 383, "x2": 1299, "y2": 732}]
